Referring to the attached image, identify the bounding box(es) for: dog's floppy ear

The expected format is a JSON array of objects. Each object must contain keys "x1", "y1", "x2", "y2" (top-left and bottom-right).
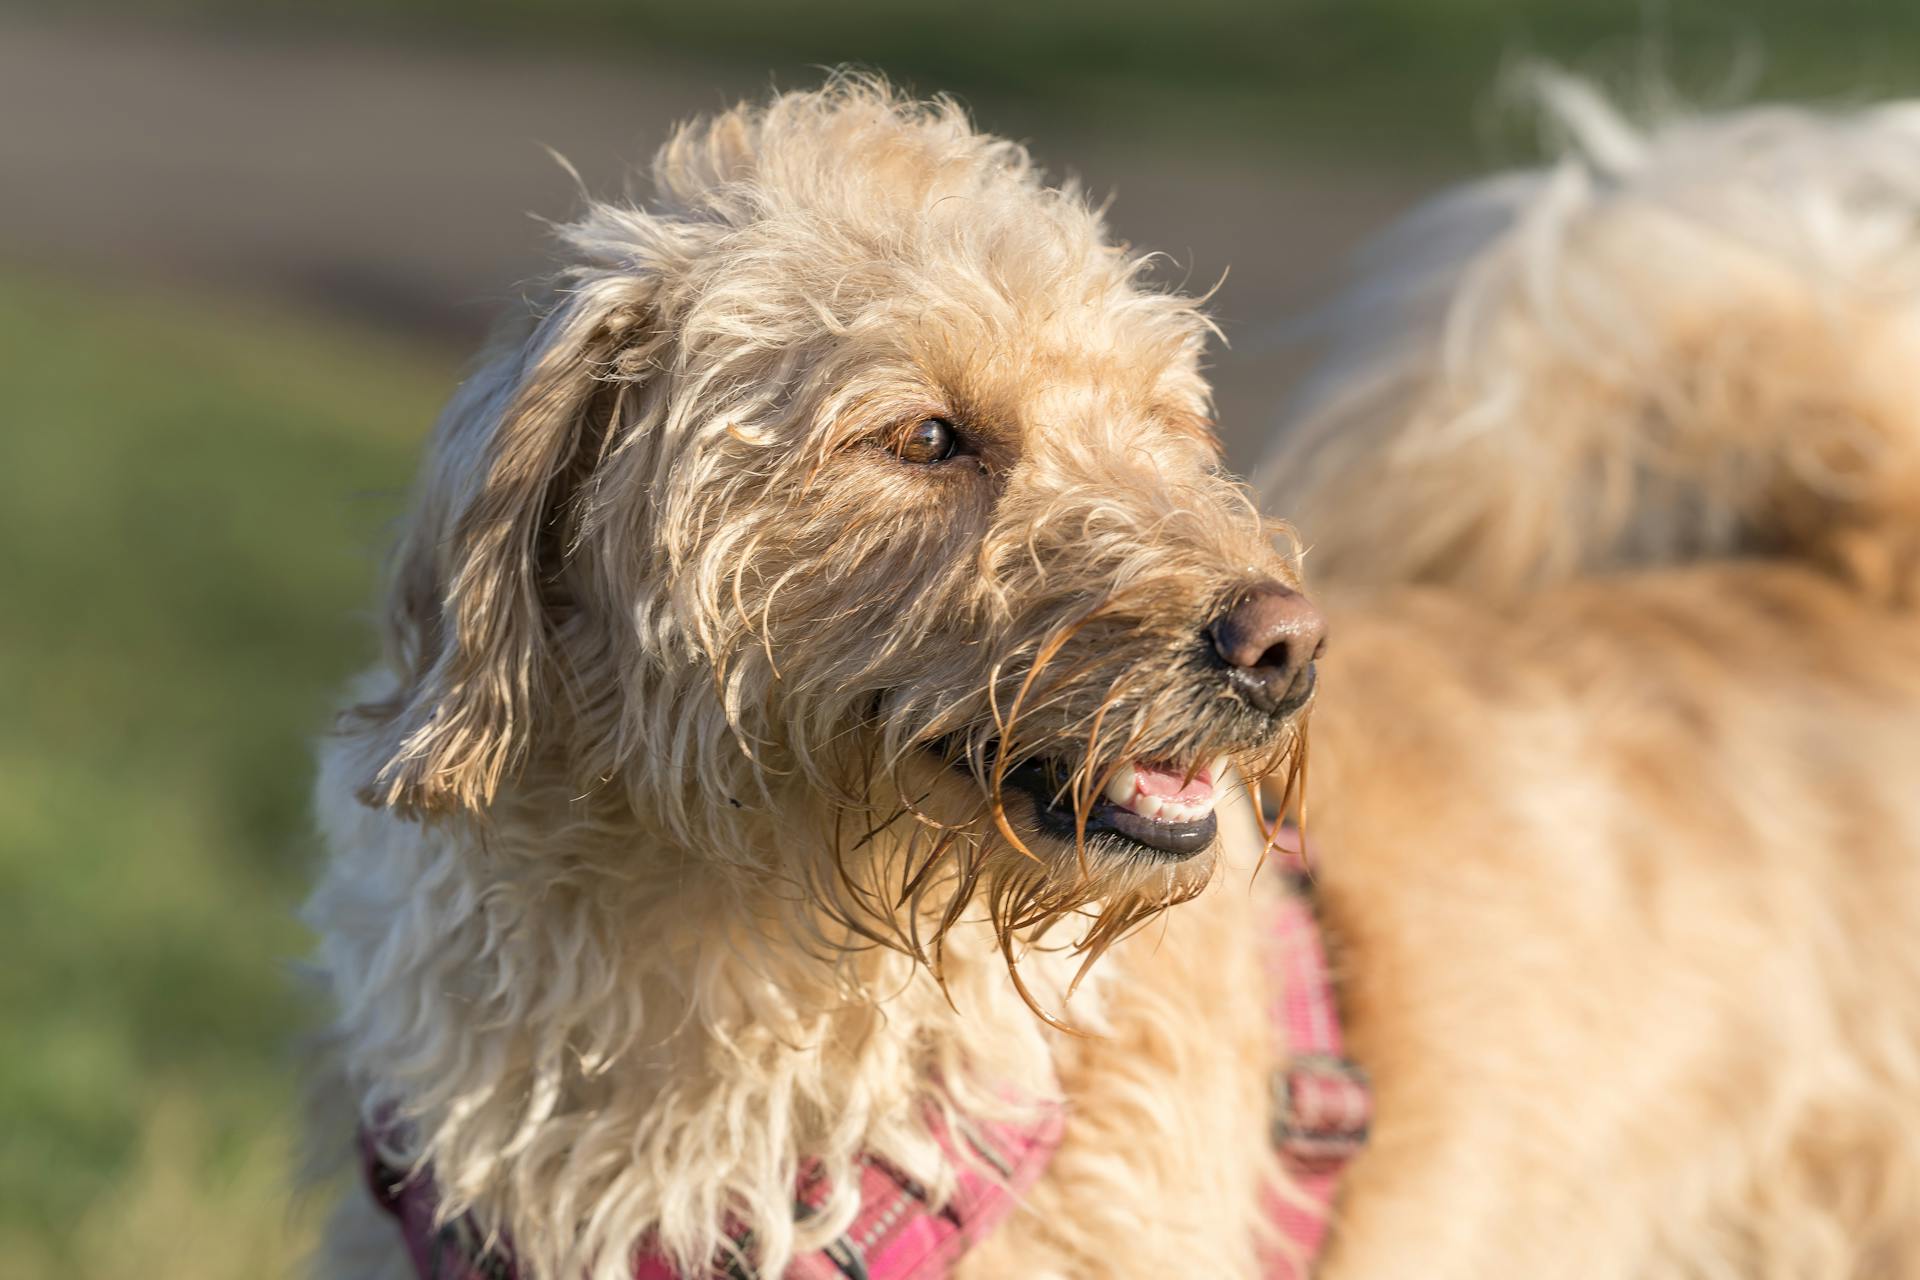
[{"x1": 353, "y1": 270, "x2": 663, "y2": 817}]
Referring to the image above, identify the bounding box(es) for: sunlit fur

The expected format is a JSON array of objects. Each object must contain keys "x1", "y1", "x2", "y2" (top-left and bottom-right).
[
  {"x1": 1260, "y1": 75, "x2": 1920, "y2": 1277},
  {"x1": 308, "y1": 80, "x2": 1308, "y2": 1280}
]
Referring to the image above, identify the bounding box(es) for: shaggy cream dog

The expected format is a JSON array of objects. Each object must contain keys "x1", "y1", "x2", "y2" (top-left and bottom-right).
[
  {"x1": 1263, "y1": 76, "x2": 1920, "y2": 1278},
  {"x1": 310, "y1": 80, "x2": 1319, "y2": 1280}
]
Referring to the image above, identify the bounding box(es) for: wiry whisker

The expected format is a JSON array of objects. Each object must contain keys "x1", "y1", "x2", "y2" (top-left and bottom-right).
[{"x1": 1252, "y1": 720, "x2": 1309, "y2": 887}]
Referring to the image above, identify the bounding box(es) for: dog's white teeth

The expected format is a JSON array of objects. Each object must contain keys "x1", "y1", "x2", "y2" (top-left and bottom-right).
[
  {"x1": 1103, "y1": 760, "x2": 1220, "y2": 824},
  {"x1": 1210, "y1": 755, "x2": 1231, "y2": 785}
]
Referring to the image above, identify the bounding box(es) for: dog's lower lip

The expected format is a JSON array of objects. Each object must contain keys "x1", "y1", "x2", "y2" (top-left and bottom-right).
[{"x1": 1092, "y1": 801, "x2": 1219, "y2": 857}]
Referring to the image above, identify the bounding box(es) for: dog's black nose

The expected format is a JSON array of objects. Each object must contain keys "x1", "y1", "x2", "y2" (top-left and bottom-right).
[{"x1": 1208, "y1": 580, "x2": 1326, "y2": 716}]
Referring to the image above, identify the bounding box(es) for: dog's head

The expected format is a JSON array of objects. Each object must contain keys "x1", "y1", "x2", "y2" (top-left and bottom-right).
[{"x1": 353, "y1": 80, "x2": 1318, "y2": 977}]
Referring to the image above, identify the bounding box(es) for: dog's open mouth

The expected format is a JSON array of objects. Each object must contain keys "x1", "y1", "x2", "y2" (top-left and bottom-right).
[{"x1": 1001, "y1": 755, "x2": 1224, "y2": 860}]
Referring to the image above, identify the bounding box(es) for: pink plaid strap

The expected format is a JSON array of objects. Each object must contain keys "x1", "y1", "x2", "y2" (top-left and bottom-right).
[
  {"x1": 1262, "y1": 824, "x2": 1371, "y2": 1278},
  {"x1": 361, "y1": 827, "x2": 1368, "y2": 1279},
  {"x1": 362, "y1": 1103, "x2": 1065, "y2": 1280},
  {"x1": 634, "y1": 1105, "x2": 1066, "y2": 1280}
]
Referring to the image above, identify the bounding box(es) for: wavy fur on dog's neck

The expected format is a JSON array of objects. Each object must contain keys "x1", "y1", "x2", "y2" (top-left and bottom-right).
[{"x1": 312, "y1": 721, "x2": 1092, "y2": 1280}]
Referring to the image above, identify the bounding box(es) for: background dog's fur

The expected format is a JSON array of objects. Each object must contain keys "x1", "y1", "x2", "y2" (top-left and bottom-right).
[{"x1": 1265, "y1": 75, "x2": 1920, "y2": 1277}]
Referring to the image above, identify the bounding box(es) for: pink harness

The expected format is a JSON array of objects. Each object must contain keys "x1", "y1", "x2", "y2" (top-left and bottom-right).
[{"x1": 361, "y1": 828, "x2": 1367, "y2": 1280}]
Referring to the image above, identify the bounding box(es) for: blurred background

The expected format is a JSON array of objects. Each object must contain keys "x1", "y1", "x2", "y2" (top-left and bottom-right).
[{"x1": 3, "y1": 2, "x2": 1914, "y2": 1275}]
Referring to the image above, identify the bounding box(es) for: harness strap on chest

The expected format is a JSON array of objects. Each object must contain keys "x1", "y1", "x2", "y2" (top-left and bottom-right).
[
  {"x1": 362, "y1": 1104, "x2": 1063, "y2": 1280},
  {"x1": 1264, "y1": 825, "x2": 1372, "y2": 1275},
  {"x1": 361, "y1": 828, "x2": 1368, "y2": 1279}
]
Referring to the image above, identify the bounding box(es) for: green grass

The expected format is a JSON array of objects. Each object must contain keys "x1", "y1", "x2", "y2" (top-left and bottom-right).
[
  {"x1": 44, "y1": 0, "x2": 1920, "y2": 158},
  {"x1": 0, "y1": 271, "x2": 451, "y2": 1275}
]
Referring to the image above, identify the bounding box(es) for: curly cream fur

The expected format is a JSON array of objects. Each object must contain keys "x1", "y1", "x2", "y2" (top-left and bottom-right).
[
  {"x1": 1258, "y1": 77, "x2": 1920, "y2": 1278},
  {"x1": 310, "y1": 79, "x2": 1305, "y2": 1280}
]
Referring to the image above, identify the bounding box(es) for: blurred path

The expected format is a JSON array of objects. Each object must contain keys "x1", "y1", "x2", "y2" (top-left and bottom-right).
[{"x1": 0, "y1": 15, "x2": 1432, "y2": 463}]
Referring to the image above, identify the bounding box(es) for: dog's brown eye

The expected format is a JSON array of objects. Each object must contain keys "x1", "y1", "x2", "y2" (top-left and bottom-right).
[{"x1": 894, "y1": 418, "x2": 958, "y2": 465}]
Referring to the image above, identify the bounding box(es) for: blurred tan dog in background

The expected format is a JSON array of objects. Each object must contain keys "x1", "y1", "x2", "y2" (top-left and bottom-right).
[{"x1": 1267, "y1": 75, "x2": 1920, "y2": 1278}]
